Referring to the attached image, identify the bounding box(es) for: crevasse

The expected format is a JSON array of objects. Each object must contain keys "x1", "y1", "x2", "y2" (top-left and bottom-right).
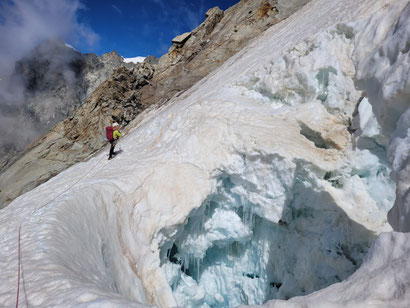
[{"x1": 158, "y1": 151, "x2": 393, "y2": 307}]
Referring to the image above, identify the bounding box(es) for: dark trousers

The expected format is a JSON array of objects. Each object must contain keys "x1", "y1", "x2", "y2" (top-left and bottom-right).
[{"x1": 109, "y1": 139, "x2": 117, "y2": 158}]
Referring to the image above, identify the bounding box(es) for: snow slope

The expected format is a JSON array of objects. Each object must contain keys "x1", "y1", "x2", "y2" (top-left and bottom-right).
[
  {"x1": 123, "y1": 56, "x2": 146, "y2": 64},
  {"x1": 0, "y1": 0, "x2": 409, "y2": 307}
]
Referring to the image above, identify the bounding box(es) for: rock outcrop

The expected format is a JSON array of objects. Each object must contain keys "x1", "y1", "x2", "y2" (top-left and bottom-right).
[{"x1": 0, "y1": 63, "x2": 154, "y2": 207}]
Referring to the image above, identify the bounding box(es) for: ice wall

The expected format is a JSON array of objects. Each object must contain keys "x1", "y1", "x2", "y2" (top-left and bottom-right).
[
  {"x1": 354, "y1": 2, "x2": 410, "y2": 232},
  {"x1": 0, "y1": 0, "x2": 408, "y2": 307},
  {"x1": 158, "y1": 159, "x2": 379, "y2": 307}
]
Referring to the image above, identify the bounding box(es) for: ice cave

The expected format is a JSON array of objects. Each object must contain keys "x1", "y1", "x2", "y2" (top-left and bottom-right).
[{"x1": 0, "y1": 0, "x2": 409, "y2": 307}]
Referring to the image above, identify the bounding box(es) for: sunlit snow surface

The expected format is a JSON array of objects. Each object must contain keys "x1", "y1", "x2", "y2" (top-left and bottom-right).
[
  {"x1": 123, "y1": 56, "x2": 146, "y2": 64},
  {"x1": 1, "y1": 0, "x2": 409, "y2": 307}
]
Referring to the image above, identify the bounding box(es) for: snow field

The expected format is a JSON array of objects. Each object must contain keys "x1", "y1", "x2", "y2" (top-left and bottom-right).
[
  {"x1": 0, "y1": 0, "x2": 409, "y2": 307},
  {"x1": 123, "y1": 56, "x2": 146, "y2": 64}
]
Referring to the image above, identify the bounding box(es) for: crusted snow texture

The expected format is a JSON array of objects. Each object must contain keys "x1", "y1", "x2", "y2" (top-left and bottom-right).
[{"x1": 0, "y1": 0, "x2": 408, "y2": 307}]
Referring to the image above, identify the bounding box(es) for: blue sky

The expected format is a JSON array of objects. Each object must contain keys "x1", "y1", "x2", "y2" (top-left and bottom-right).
[
  {"x1": 76, "y1": 0, "x2": 239, "y2": 58},
  {"x1": 0, "y1": 0, "x2": 238, "y2": 75}
]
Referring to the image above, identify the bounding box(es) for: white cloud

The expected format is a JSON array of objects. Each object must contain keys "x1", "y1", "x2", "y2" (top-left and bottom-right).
[{"x1": 0, "y1": 0, "x2": 99, "y2": 76}]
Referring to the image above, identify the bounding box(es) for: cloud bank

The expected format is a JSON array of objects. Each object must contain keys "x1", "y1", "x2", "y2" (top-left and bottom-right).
[
  {"x1": 0, "y1": 0, "x2": 98, "y2": 76},
  {"x1": 0, "y1": 0, "x2": 98, "y2": 170}
]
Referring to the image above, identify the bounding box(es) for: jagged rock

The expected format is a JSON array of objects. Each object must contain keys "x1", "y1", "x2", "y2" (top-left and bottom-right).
[
  {"x1": 171, "y1": 32, "x2": 192, "y2": 46},
  {"x1": 204, "y1": 7, "x2": 225, "y2": 34},
  {"x1": 143, "y1": 55, "x2": 159, "y2": 65}
]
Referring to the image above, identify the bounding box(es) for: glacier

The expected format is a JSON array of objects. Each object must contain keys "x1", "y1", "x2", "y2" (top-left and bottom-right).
[{"x1": 0, "y1": 0, "x2": 409, "y2": 307}]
